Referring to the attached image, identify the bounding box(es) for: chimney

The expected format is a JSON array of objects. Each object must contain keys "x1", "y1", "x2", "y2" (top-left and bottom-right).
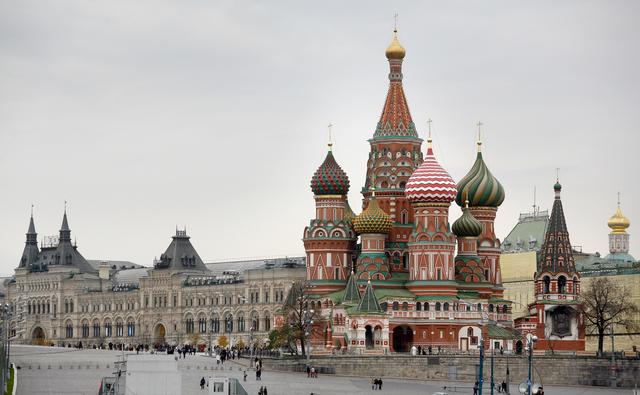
[{"x1": 99, "y1": 261, "x2": 110, "y2": 280}]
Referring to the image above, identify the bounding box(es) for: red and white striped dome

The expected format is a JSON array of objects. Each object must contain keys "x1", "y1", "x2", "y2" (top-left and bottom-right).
[{"x1": 405, "y1": 145, "x2": 457, "y2": 203}]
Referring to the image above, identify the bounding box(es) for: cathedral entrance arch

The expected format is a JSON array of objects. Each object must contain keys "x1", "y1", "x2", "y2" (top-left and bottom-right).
[
  {"x1": 154, "y1": 323, "x2": 166, "y2": 346},
  {"x1": 392, "y1": 325, "x2": 413, "y2": 352},
  {"x1": 31, "y1": 326, "x2": 46, "y2": 345},
  {"x1": 365, "y1": 325, "x2": 374, "y2": 349}
]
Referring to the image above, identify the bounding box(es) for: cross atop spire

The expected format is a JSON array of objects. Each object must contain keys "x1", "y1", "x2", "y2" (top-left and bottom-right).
[
  {"x1": 476, "y1": 121, "x2": 483, "y2": 152},
  {"x1": 427, "y1": 118, "x2": 433, "y2": 149},
  {"x1": 393, "y1": 13, "x2": 398, "y2": 33},
  {"x1": 617, "y1": 191, "x2": 621, "y2": 207},
  {"x1": 327, "y1": 123, "x2": 333, "y2": 151}
]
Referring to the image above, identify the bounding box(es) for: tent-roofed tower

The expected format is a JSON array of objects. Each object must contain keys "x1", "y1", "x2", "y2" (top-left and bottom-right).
[
  {"x1": 515, "y1": 180, "x2": 585, "y2": 351},
  {"x1": 362, "y1": 29, "x2": 423, "y2": 273},
  {"x1": 19, "y1": 212, "x2": 40, "y2": 269}
]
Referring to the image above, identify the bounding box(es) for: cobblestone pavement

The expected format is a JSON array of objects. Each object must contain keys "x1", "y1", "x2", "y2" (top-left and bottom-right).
[{"x1": 11, "y1": 346, "x2": 631, "y2": 395}]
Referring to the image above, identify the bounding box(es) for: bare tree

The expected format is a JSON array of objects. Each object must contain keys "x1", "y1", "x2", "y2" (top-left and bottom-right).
[
  {"x1": 281, "y1": 281, "x2": 320, "y2": 357},
  {"x1": 579, "y1": 277, "x2": 639, "y2": 356}
]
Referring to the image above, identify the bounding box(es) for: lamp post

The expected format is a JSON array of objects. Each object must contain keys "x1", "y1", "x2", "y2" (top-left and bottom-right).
[
  {"x1": 478, "y1": 337, "x2": 484, "y2": 395},
  {"x1": 490, "y1": 345, "x2": 495, "y2": 395},
  {"x1": 526, "y1": 334, "x2": 538, "y2": 395},
  {"x1": 610, "y1": 324, "x2": 616, "y2": 387}
]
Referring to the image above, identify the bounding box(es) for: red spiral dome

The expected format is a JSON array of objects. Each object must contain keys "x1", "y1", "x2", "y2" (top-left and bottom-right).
[{"x1": 405, "y1": 143, "x2": 457, "y2": 204}]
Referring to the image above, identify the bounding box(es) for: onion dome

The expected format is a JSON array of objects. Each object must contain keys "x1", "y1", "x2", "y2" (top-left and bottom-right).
[
  {"x1": 353, "y1": 197, "x2": 393, "y2": 234},
  {"x1": 554, "y1": 181, "x2": 562, "y2": 192},
  {"x1": 608, "y1": 204, "x2": 630, "y2": 234},
  {"x1": 405, "y1": 140, "x2": 457, "y2": 204},
  {"x1": 310, "y1": 150, "x2": 350, "y2": 196},
  {"x1": 385, "y1": 30, "x2": 406, "y2": 60},
  {"x1": 455, "y1": 141, "x2": 505, "y2": 208},
  {"x1": 452, "y1": 205, "x2": 483, "y2": 238}
]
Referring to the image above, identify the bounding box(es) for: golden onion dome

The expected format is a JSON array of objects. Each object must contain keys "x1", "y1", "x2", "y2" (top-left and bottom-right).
[
  {"x1": 353, "y1": 197, "x2": 393, "y2": 235},
  {"x1": 385, "y1": 31, "x2": 406, "y2": 60},
  {"x1": 608, "y1": 205, "x2": 630, "y2": 234}
]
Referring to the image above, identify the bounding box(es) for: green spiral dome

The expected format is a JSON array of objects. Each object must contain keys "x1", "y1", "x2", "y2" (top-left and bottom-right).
[
  {"x1": 353, "y1": 197, "x2": 393, "y2": 234},
  {"x1": 452, "y1": 207, "x2": 483, "y2": 237},
  {"x1": 456, "y1": 151, "x2": 505, "y2": 208}
]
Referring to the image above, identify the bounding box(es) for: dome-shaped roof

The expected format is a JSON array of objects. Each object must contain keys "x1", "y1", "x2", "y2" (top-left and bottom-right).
[
  {"x1": 452, "y1": 206, "x2": 483, "y2": 238},
  {"x1": 385, "y1": 31, "x2": 406, "y2": 60},
  {"x1": 353, "y1": 197, "x2": 393, "y2": 234},
  {"x1": 405, "y1": 143, "x2": 457, "y2": 204},
  {"x1": 608, "y1": 205, "x2": 630, "y2": 234},
  {"x1": 455, "y1": 144, "x2": 505, "y2": 208},
  {"x1": 310, "y1": 150, "x2": 350, "y2": 196}
]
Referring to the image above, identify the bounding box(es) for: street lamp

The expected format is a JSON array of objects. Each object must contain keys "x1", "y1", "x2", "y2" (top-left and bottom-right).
[
  {"x1": 478, "y1": 336, "x2": 485, "y2": 395},
  {"x1": 526, "y1": 334, "x2": 538, "y2": 395}
]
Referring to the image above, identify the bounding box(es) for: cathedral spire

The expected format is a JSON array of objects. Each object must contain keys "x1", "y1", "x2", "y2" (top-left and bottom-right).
[
  {"x1": 375, "y1": 28, "x2": 417, "y2": 139},
  {"x1": 60, "y1": 204, "x2": 71, "y2": 242},
  {"x1": 19, "y1": 210, "x2": 40, "y2": 268},
  {"x1": 537, "y1": 179, "x2": 576, "y2": 274}
]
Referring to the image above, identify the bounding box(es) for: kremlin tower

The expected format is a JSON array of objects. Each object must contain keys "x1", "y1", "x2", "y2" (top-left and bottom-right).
[
  {"x1": 515, "y1": 180, "x2": 586, "y2": 351},
  {"x1": 302, "y1": 29, "x2": 516, "y2": 354},
  {"x1": 605, "y1": 195, "x2": 634, "y2": 262}
]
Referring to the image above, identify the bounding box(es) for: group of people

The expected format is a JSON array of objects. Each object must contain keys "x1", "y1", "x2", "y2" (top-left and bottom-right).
[
  {"x1": 258, "y1": 386, "x2": 268, "y2": 395},
  {"x1": 371, "y1": 377, "x2": 383, "y2": 390}
]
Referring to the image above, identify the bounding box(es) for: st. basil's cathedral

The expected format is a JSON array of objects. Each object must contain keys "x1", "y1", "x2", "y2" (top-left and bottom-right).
[{"x1": 302, "y1": 30, "x2": 521, "y2": 354}]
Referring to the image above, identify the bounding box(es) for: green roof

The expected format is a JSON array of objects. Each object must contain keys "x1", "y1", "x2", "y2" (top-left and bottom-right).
[
  {"x1": 488, "y1": 324, "x2": 520, "y2": 339},
  {"x1": 415, "y1": 295, "x2": 457, "y2": 301},
  {"x1": 343, "y1": 272, "x2": 361, "y2": 305},
  {"x1": 374, "y1": 288, "x2": 415, "y2": 300},
  {"x1": 501, "y1": 212, "x2": 548, "y2": 253},
  {"x1": 457, "y1": 291, "x2": 480, "y2": 299},
  {"x1": 356, "y1": 281, "x2": 382, "y2": 313}
]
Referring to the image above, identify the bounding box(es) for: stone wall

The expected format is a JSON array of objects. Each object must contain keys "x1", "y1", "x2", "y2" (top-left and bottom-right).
[{"x1": 266, "y1": 354, "x2": 640, "y2": 388}]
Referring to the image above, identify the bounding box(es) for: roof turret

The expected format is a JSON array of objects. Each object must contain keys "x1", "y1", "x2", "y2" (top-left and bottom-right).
[
  {"x1": 452, "y1": 204, "x2": 483, "y2": 238},
  {"x1": 455, "y1": 139, "x2": 505, "y2": 208},
  {"x1": 342, "y1": 271, "x2": 361, "y2": 305},
  {"x1": 405, "y1": 137, "x2": 457, "y2": 204},
  {"x1": 352, "y1": 196, "x2": 393, "y2": 234},
  {"x1": 356, "y1": 280, "x2": 382, "y2": 313},
  {"x1": 310, "y1": 150, "x2": 350, "y2": 196},
  {"x1": 608, "y1": 199, "x2": 630, "y2": 235}
]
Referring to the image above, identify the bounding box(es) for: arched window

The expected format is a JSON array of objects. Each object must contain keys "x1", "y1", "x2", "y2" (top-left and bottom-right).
[
  {"x1": 93, "y1": 321, "x2": 100, "y2": 337},
  {"x1": 104, "y1": 321, "x2": 112, "y2": 337},
  {"x1": 402, "y1": 302, "x2": 409, "y2": 311},
  {"x1": 424, "y1": 302, "x2": 430, "y2": 311},
  {"x1": 237, "y1": 315, "x2": 245, "y2": 332},
  {"x1": 65, "y1": 322, "x2": 73, "y2": 338},
  {"x1": 488, "y1": 304, "x2": 494, "y2": 312},
  {"x1": 211, "y1": 315, "x2": 220, "y2": 333},
  {"x1": 251, "y1": 312, "x2": 260, "y2": 332},
  {"x1": 127, "y1": 320, "x2": 136, "y2": 337},
  {"x1": 416, "y1": 302, "x2": 422, "y2": 311},
  {"x1": 543, "y1": 276, "x2": 551, "y2": 293},
  {"x1": 392, "y1": 302, "x2": 399, "y2": 311},
  {"x1": 573, "y1": 277, "x2": 578, "y2": 294},
  {"x1": 558, "y1": 276, "x2": 567, "y2": 294},
  {"x1": 198, "y1": 317, "x2": 207, "y2": 333},
  {"x1": 477, "y1": 303, "x2": 482, "y2": 311},
  {"x1": 401, "y1": 210, "x2": 409, "y2": 224},
  {"x1": 502, "y1": 304, "x2": 508, "y2": 313},
  {"x1": 435, "y1": 302, "x2": 441, "y2": 311},
  {"x1": 225, "y1": 314, "x2": 234, "y2": 333},
  {"x1": 467, "y1": 327, "x2": 474, "y2": 337},
  {"x1": 264, "y1": 315, "x2": 271, "y2": 331},
  {"x1": 443, "y1": 302, "x2": 449, "y2": 311},
  {"x1": 380, "y1": 302, "x2": 388, "y2": 311}
]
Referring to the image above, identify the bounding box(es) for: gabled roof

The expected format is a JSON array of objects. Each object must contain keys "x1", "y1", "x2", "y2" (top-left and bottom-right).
[{"x1": 502, "y1": 211, "x2": 549, "y2": 253}]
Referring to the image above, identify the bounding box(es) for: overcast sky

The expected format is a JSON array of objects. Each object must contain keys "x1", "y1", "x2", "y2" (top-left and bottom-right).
[{"x1": 1, "y1": 1, "x2": 638, "y2": 276}]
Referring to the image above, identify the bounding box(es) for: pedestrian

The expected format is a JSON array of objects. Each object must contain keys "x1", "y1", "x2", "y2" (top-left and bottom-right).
[
  {"x1": 244, "y1": 369, "x2": 247, "y2": 382},
  {"x1": 473, "y1": 381, "x2": 478, "y2": 395},
  {"x1": 200, "y1": 377, "x2": 205, "y2": 390},
  {"x1": 371, "y1": 378, "x2": 376, "y2": 390},
  {"x1": 307, "y1": 365, "x2": 311, "y2": 378},
  {"x1": 428, "y1": 345, "x2": 432, "y2": 355},
  {"x1": 537, "y1": 386, "x2": 544, "y2": 395},
  {"x1": 310, "y1": 366, "x2": 315, "y2": 378},
  {"x1": 378, "y1": 378, "x2": 383, "y2": 390},
  {"x1": 258, "y1": 386, "x2": 264, "y2": 395},
  {"x1": 501, "y1": 380, "x2": 507, "y2": 393}
]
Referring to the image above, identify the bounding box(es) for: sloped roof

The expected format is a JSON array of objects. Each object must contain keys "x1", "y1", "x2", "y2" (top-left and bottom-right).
[
  {"x1": 502, "y1": 211, "x2": 549, "y2": 253},
  {"x1": 356, "y1": 281, "x2": 382, "y2": 313},
  {"x1": 154, "y1": 229, "x2": 209, "y2": 272},
  {"x1": 342, "y1": 272, "x2": 361, "y2": 305}
]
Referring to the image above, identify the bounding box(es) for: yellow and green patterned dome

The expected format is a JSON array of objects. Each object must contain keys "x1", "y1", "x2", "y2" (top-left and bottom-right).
[{"x1": 353, "y1": 197, "x2": 392, "y2": 234}]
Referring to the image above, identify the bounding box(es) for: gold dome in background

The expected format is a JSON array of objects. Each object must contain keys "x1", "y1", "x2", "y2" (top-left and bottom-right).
[
  {"x1": 608, "y1": 205, "x2": 630, "y2": 234},
  {"x1": 385, "y1": 30, "x2": 406, "y2": 60}
]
